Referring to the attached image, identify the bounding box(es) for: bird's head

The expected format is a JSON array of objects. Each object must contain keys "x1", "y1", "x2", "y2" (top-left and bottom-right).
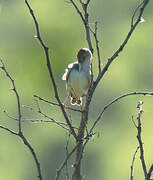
[{"x1": 77, "y1": 48, "x2": 92, "y2": 64}]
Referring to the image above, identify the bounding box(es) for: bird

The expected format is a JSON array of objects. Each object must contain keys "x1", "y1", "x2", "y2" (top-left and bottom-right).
[{"x1": 62, "y1": 48, "x2": 92, "y2": 106}]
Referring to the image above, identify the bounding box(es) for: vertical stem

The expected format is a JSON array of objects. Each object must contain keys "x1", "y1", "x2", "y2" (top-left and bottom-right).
[
  {"x1": 73, "y1": 102, "x2": 89, "y2": 179},
  {"x1": 84, "y1": 4, "x2": 93, "y2": 53},
  {"x1": 136, "y1": 101, "x2": 148, "y2": 179}
]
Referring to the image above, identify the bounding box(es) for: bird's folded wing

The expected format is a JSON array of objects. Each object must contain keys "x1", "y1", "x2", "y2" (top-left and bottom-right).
[{"x1": 62, "y1": 61, "x2": 78, "y2": 81}]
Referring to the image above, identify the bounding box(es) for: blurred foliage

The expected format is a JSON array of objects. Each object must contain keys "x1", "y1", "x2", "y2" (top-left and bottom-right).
[{"x1": 0, "y1": 0, "x2": 153, "y2": 180}]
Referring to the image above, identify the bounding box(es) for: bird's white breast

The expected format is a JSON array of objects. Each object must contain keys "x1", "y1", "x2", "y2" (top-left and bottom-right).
[{"x1": 67, "y1": 64, "x2": 91, "y2": 97}]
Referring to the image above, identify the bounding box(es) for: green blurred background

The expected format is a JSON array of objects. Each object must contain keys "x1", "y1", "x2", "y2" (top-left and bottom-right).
[{"x1": 0, "y1": 0, "x2": 153, "y2": 179}]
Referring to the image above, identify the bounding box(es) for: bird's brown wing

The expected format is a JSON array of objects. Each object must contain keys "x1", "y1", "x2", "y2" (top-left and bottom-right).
[{"x1": 62, "y1": 62, "x2": 78, "y2": 81}]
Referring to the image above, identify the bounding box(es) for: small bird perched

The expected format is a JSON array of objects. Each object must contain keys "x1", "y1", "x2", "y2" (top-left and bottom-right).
[{"x1": 62, "y1": 48, "x2": 92, "y2": 106}]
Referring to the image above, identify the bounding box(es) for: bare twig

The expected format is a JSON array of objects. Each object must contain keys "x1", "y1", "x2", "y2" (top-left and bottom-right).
[
  {"x1": 0, "y1": 59, "x2": 43, "y2": 180},
  {"x1": 89, "y1": 0, "x2": 150, "y2": 108},
  {"x1": 0, "y1": 59, "x2": 22, "y2": 133},
  {"x1": 22, "y1": 119, "x2": 64, "y2": 123},
  {"x1": 23, "y1": 105, "x2": 70, "y2": 131},
  {"x1": 3, "y1": 110, "x2": 18, "y2": 121},
  {"x1": 90, "y1": 21, "x2": 102, "y2": 72},
  {"x1": 3, "y1": 109, "x2": 65, "y2": 125},
  {"x1": 131, "y1": 115, "x2": 137, "y2": 128},
  {"x1": 34, "y1": 99, "x2": 41, "y2": 113},
  {"x1": 25, "y1": 0, "x2": 77, "y2": 140},
  {"x1": 34, "y1": 95, "x2": 82, "y2": 113},
  {"x1": 0, "y1": 126, "x2": 43, "y2": 180},
  {"x1": 88, "y1": 92, "x2": 153, "y2": 140},
  {"x1": 130, "y1": 146, "x2": 140, "y2": 180},
  {"x1": 56, "y1": 142, "x2": 80, "y2": 180},
  {"x1": 131, "y1": 1, "x2": 144, "y2": 27},
  {"x1": 147, "y1": 164, "x2": 153, "y2": 180},
  {"x1": 69, "y1": 0, "x2": 93, "y2": 53},
  {"x1": 94, "y1": 22, "x2": 101, "y2": 72},
  {"x1": 18, "y1": 133, "x2": 43, "y2": 180},
  {"x1": 94, "y1": 0, "x2": 149, "y2": 85},
  {"x1": 65, "y1": 132, "x2": 71, "y2": 180},
  {"x1": 132, "y1": 102, "x2": 153, "y2": 180},
  {"x1": 136, "y1": 101, "x2": 148, "y2": 179},
  {"x1": 86, "y1": 0, "x2": 91, "y2": 6},
  {"x1": 70, "y1": 0, "x2": 85, "y2": 23},
  {"x1": 0, "y1": 125, "x2": 18, "y2": 135}
]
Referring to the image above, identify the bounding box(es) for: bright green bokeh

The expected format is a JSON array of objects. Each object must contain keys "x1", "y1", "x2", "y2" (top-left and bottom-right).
[{"x1": 0, "y1": 0, "x2": 153, "y2": 180}]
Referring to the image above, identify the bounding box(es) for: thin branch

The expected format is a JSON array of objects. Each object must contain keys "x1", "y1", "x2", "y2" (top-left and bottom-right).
[
  {"x1": 18, "y1": 133, "x2": 43, "y2": 180},
  {"x1": 87, "y1": 92, "x2": 153, "y2": 144},
  {"x1": 131, "y1": 115, "x2": 138, "y2": 128},
  {"x1": 136, "y1": 101, "x2": 148, "y2": 179},
  {"x1": 16, "y1": 118, "x2": 61, "y2": 123},
  {"x1": 56, "y1": 142, "x2": 80, "y2": 180},
  {"x1": 86, "y1": 0, "x2": 91, "y2": 6},
  {"x1": 25, "y1": 0, "x2": 77, "y2": 140},
  {"x1": 34, "y1": 95, "x2": 82, "y2": 113},
  {"x1": 92, "y1": 0, "x2": 149, "y2": 101},
  {"x1": 130, "y1": 146, "x2": 140, "y2": 180},
  {"x1": 69, "y1": 0, "x2": 85, "y2": 24},
  {"x1": 0, "y1": 58, "x2": 43, "y2": 180},
  {"x1": 3, "y1": 109, "x2": 65, "y2": 124},
  {"x1": 90, "y1": 21, "x2": 102, "y2": 72},
  {"x1": 70, "y1": 0, "x2": 93, "y2": 52},
  {"x1": 0, "y1": 125, "x2": 43, "y2": 180},
  {"x1": 23, "y1": 105, "x2": 70, "y2": 131},
  {"x1": 22, "y1": 119, "x2": 65, "y2": 124},
  {"x1": 131, "y1": 1, "x2": 144, "y2": 27},
  {"x1": 94, "y1": 21, "x2": 101, "y2": 72},
  {"x1": 0, "y1": 125, "x2": 18, "y2": 135},
  {"x1": 147, "y1": 164, "x2": 153, "y2": 180},
  {"x1": 3, "y1": 110, "x2": 18, "y2": 121},
  {"x1": 34, "y1": 99, "x2": 41, "y2": 113},
  {"x1": 0, "y1": 59, "x2": 22, "y2": 133},
  {"x1": 0, "y1": 127, "x2": 43, "y2": 180},
  {"x1": 65, "y1": 132, "x2": 71, "y2": 180}
]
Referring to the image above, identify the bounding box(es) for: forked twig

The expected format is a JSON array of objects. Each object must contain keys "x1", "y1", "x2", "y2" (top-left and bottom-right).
[
  {"x1": 132, "y1": 102, "x2": 153, "y2": 180},
  {"x1": 0, "y1": 59, "x2": 43, "y2": 180},
  {"x1": 24, "y1": 0, "x2": 77, "y2": 140},
  {"x1": 0, "y1": 59, "x2": 22, "y2": 133},
  {"x1": 23, "y1": 105, "x2": 72, "y2": 131},
  {"x1": 131, "y1": 1, "x2": 144, "y2": 27},
  {"x1": 69, "y1": 0, "x2": 93, "y2": 52},
  {"x1": 85, "y1": 92, "x2": 153, "y2": 145},
  {"x1": 136, "y1": 101, "x2": 147, "y2": 178},
  {"x1": 94, "y1": 0, "x2": 149, "y2": 90}
]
